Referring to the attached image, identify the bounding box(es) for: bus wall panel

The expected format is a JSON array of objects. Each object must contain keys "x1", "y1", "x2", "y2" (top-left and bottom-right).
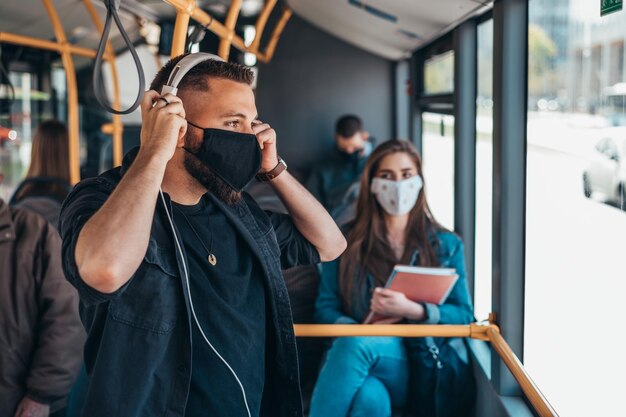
[{"x1": 256, "y1": 15, "x2": 394, "y2": 179}]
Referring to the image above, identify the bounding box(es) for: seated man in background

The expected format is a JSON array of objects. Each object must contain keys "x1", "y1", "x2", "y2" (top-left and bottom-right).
[
  {"x1": 306, "y1": 114, "x2": 373, "y2": 224},
  {"x1": 0, "y1": 194, "x2": 85, "y2": 417}
]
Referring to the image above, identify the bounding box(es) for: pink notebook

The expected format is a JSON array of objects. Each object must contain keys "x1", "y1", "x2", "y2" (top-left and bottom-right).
[{"x1": 364, "y1": 265, "x2": 458, "y2": 324}]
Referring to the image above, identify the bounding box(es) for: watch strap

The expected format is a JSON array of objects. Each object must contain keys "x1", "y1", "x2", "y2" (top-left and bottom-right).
[{"x1": 256, "y1": 158, "x2": 287, "y2": 182}]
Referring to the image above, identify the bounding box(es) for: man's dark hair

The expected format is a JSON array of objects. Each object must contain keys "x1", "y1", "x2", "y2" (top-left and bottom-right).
[
  {"x1": 335, "y1": 115, "x2": 363, "y2": 138},
  {"x1": 149, "y1": 53, "x2": 255, "y2": 93}
]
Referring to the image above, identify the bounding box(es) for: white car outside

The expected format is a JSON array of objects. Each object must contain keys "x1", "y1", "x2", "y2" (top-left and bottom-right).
[{"x1": 583, "y1": 128, "x2": 626, "y2": 207}]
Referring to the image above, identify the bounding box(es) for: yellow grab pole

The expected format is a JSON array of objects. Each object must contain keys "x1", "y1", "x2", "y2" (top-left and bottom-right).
[
  {"x1": 487, "y1": 327, "x2": 559, "y2": 417},
  {"x1": 162, "y1": 0, "x2": 288, "y2": 61},
  {"x1": 82, "y1": 0, "x2": 124, "y2": 167},
  {"x1": 217, "y1": 0, "x2": 243, "y2": 60},
  {"x1": 41, "y1": 0, "x2": 80, "y2": 184},
  {"x1": 250, "y1": 0, "x2": 277, "y2": 53},
  {"x1": 293, "y1": 324, "x2": 475, "y2": 338},
  {"x1": 165, "y1": 0, "x2": 233, "y2": 40},
  {"x1": 258, "y1": 8, "x2": 292, "y2": 63},
  {"x1": 0, "y1": 32, "x2": 110, "y2": 60},
  {"x1": 294, "y1": 324, "x2": 555, "y2": 416},
  {"x1": 171, "y1": 9, "x2": 192, "y2": 57},
  {"x1": 161, "y1": 0, "x2": 290, "y2": 62}
]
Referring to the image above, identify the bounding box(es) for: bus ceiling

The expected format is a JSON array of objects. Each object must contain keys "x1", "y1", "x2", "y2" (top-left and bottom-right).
[
  {"x1": 0, "y1": 0, "x2": 494, "y2": 177},
  {"x1": 287, "y1": 0, "x2": 493, "y2": 60}
]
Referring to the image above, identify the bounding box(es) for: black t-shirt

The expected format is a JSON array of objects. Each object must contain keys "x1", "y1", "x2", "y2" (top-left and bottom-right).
[{"x1": 173, "y1": 197, "x2": 267, "y2": 417}]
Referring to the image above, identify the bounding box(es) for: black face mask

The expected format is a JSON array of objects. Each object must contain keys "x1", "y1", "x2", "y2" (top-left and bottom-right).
[
  {"x1": 184, "y1": 125, "x2": 262, "y2": 192},
  {"x1": 337, "y1": 148, "x2": 362, "y2": 163}
]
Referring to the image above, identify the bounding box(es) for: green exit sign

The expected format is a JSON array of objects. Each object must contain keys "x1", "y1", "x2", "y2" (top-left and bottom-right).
[{"x1": 602, "y1": 0, "x2": 622, "y2": 16}]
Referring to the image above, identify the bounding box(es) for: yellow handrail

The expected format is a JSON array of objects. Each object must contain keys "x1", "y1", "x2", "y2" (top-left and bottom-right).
[
  {"x1": 1, "y1": 0, "x2": 125, "y2": 180},
  {"x1": 294, "y1": 323, "x2": 558, "y2": 417},
  {"x1": 0, "y1": 32, "x2": 112, "y2": 60},
  {"x1": 487, "y1": 327, "x2": 559, "y2": 417},
  {"x1": 295, "y1": 324, "x2": 475, "y2": 338},
  {"x1": 162, "y1": 0, "x2": 291, "y2": 62},
  {"x1": 250, "y1": 0, "x2": 277, "y2": 53},
  {"x1": 217, "y1": 0, "x2": 242, "y2": 61},
  {"x1": 262, "y1": 8, "x2": 292, "y2": 63},
  {"x1": 41, "y1": 0, "x2": 81, "y2": 185},
  {"x1": 171, "y1": 9, "x2": 191, "y2": 58}
]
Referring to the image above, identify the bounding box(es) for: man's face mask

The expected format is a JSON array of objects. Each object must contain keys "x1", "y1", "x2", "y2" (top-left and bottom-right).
[
  {"x1": 370, "y1": 175, "x2": 423, "y2": 216},
  {"x1": 184, "y1": 123, "x2": 262, "y2": 192},
  {"x1": 337, "y1": 147, "x2": 361, "y2": 163},
  {"x1": 337, "y1": 140, "x2": 373, "y2": 163}
]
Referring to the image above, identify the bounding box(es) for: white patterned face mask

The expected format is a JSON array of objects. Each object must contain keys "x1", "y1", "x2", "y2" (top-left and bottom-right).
[{"x1": 370, "y1": 176, "x2": 423, "y2": 216}]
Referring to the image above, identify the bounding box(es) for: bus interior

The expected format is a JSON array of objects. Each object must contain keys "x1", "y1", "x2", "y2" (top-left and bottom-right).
[{"x1": 1, "y1": 0, "x2": 624, "y2": 416}]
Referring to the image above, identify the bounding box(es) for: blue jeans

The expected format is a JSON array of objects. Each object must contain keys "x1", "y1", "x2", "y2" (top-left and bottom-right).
[{"x1": 309, "y1": 337, "x2": 409, "y2": 417}]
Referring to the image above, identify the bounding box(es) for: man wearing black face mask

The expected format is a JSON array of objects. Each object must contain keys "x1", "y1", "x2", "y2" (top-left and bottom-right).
[
  {"x1": 306, "y1": 115, "x2": 373, "y2": 223},
  {"x1": 58, "y1": 54, "x2": 346, "y2": 417}
]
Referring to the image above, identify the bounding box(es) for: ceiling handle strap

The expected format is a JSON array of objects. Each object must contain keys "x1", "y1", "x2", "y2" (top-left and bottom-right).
[{"x1": 92, "y1": 0, "x2": 145, "y2": 115}]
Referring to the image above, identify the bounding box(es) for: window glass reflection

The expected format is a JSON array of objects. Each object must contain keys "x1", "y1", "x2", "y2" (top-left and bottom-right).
[
  {"x1": 421, "y1": 112, "x2": 454, "y2": 230},
  {"x1": 526, "y1": 1, "x2": 626, "y2": 415}
]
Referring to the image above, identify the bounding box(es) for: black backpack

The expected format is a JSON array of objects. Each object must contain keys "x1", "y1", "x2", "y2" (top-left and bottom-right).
[{"x1": 404, "y1": 336, "x2": 476, "y2": 417}]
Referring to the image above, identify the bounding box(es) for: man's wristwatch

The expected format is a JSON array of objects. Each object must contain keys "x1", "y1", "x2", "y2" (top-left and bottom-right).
[{"x1": 256, "y1": 157, "x2": 288, "y2": 182}]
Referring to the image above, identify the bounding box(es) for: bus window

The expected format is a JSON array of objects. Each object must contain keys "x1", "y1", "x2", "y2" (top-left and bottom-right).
[
  {"x1": 475, "y1": 18, "x2": 494, "y2": 322},
  {"x1": 525, "y1": 0, "x2": 626, "y2": 415},
  {"x1": 421, "y1": 112, "x2": 454, "y2": 230},
  {"x1": 423, "y1": 51, "x2": 454, "y2": 96},
  {"x1": 0, "y1": 59, "x2": 62, "y2": 200}
]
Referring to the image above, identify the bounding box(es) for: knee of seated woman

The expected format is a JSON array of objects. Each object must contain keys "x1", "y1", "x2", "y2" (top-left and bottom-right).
[
  {"x1": 332, "y1": 336, "x2": 403, "y2": 351},
  {"x1": 351, "y1": 377, "x2": 392, "y2": 417},
  {"x1": 330, "y1": 336, "x2": 405, "y2": 361}
]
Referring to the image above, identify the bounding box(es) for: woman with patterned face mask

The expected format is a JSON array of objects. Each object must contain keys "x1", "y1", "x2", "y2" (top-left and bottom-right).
[{"x1": 309, "y1": 139, "x2": 475, "y2": 417}]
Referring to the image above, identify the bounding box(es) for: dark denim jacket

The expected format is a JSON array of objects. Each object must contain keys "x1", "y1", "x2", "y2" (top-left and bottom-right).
[
  {"x1": 59, "y1": 149, "x2": 317, "y2": 417},
  {"x1": 305, "y1": 148, "x2": 369, "y2": 218}
]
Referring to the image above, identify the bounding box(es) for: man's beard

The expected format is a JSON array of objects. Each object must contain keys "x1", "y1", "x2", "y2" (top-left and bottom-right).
[{"x1": 183, "y1": 147, "x2": 242, "y2": 205}]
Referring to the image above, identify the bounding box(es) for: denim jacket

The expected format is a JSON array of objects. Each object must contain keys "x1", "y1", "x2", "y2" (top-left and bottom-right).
[
  {"x1": 59, "y1": 148, "x2": 318, "y2": 417},
  {"x1": 305, "y1": 148, "x2": 369, "y2": 218},
  {"x1": 315, "y1": 230, "x2": 474, "y2": 327}
]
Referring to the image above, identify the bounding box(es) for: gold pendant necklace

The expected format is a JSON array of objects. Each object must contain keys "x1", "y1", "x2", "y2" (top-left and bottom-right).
[{"x1": 174, "y1": 204, "x2": 217, "y2": 267}]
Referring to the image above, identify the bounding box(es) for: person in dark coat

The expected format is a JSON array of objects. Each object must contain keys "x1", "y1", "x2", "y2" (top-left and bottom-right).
[
  {"x1": 306, "y1": 115, "x2": 373, "y2": 224},
  {"x1": 0, "y1": 196, "x2": 85, "y2": 417}
]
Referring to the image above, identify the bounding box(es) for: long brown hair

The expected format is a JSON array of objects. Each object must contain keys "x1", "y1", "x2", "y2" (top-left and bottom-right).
[
  {"x1": 339, "y1": 139, "x2": 444, "y2": 312},
  {"x1": 14, "y1": 120, "x2": 70, "y2": 201}
]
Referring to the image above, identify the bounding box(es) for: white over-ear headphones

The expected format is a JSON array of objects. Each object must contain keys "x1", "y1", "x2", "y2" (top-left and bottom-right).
[
  {"x1": 160, "y1": 52, "x2": 224, "y2": 96},
  {"x1": 157, "y1": 52, "x2": 252, "y2": 417}
]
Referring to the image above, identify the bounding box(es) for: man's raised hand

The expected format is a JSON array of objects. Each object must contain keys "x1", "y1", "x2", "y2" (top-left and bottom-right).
[{"x1": 139, "y1": 90, "x2": 187, "y2": 164}]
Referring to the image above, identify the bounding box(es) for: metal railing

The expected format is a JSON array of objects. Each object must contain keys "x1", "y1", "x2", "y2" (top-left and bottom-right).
[
  {"x1": 162, "y1": 0, "x2": 292, "y2": 61},
  {"x1": 0, "y1": 0, "x2": 125, "y2": 183},
  {"x1": 1, "y1": 0, "x2": 292, "y2": 181},
  {"x1": 294, "y1": 323, "x2": 559, "y2": 417}
]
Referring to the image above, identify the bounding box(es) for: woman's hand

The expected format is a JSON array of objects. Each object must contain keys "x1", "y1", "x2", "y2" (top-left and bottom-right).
[{"x1": 370, "y1": 288, "x2": 426, "y2": 321}]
